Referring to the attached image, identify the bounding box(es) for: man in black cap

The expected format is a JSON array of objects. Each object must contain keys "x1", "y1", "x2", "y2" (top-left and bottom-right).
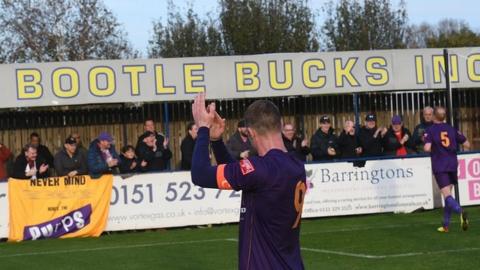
[
  {"x1": 310, "y1": 115, "x2": 338, "y2": 161},
  {"x1": 54, "y1": 136, "x2": 88, "y2": 177},
  {"x1": 358, "y1": 113, "x2": 387, "y2": 157},
  {"x1": 226, "y1": 119, "x2": 257, "y2": 160},
  {"x1": 136, "y1": 130, "x2": 172, "y2": 172}
]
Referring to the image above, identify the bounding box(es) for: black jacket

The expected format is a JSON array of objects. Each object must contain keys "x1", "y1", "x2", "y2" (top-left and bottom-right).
[
  {"x1": 226, "y1": 131, "x2": 257, "y2": 160},
  {"x1": 382, "y1": 127, "x2": 415, "y2": 156},
  {"x1": 54, "y1": 148, "x2": 88, "y2": 176},
  {"x1": 412, "y1": 121, "x2": 433, "y2": 153},
  {"x1": 180, "y1": 134, "x2": 195, "y2": 170},
  {"x1": 337, "y1": 131, "x2": 360, "y2": 158},
  {"x1": 136, "y1": 132, "x2": 172, "y2": 170},
  {"x1": 37, "y1": 144, "x2": 54, "y2": 167},
  {"x1": 282, "y1": 134, "x2": 309, "y2": 162},
  {"x1": 12, "y1": 154, "x2": 49, "y2": 179},
  {"x1": 358, "y1": 127, "x2": 383, "y2": 157},
  {"x1": 136, "y1": 142, "x2": 172, "y2": 172},
  {"x1": 310, "y1": 128, "x2": 338, "y2": 161},
  {"x1": 119, "y1": 155, "x2": 139, "y2": 174}
]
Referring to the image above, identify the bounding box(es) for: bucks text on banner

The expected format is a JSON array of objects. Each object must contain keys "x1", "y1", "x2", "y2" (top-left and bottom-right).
[
  {"x1": 8, "y1": 174, "x2": 113, "y2": 241},
  {"x1": 1, "y1": 47, "x2": 480, "y2": 108}
]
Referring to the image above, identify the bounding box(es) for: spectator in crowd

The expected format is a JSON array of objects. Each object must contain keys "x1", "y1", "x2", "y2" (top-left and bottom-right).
[
  {"x1": 87, "y1": 131, "x2": 120, "y2": 178},
  {"x1": 412, "y1": 106, "x2": 434, "y2": 153},
  {"x1": 0, "y1": 143, "x2": 12, "y2": 181},
  {"x1": 136, "y1": 119, "x2": 172, "y2": 169},
  {"x1": 180, "y1": 122, "x2": 198, "y2": 170},
  {"x1": 119, "y1": 145, "x2": 139, "y2": 174},
  {"x1": 12, "y1": 144, "x2": 49, "y2": 179},
  {"x1": 383, "y1": 115, "x2": 415, "y2": 156},
  {"x1": 137, "y1": 131, "x2": 172, "y2": 172},
  {"x1": 70, "y1": 132, "x2": 88, "y2": 157},
  {"x1": 310, "y1": 115, "x2": 338, "y2": 161},
  {"x1": 358, "y1": 113, "x2": 386, "y2": 157},
  {"x1": 226, "y1": 119, "x2": 257, "y2": 160},
  {"x1": 29, "y1": 132, "x2": 54, "y2": 167},
  {"x1": 282, "y1": 123, "x2": 310, "y2": 161},
  {"x1": 54, "y1": 136, "x2": 88, "y2": 177},
  {"x1": 337, "y1": 120, "x2": 362, "y2": 158}
]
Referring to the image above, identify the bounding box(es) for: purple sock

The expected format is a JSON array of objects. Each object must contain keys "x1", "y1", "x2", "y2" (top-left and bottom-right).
[
  {"x1": 443, "y1": 201, "x2": 452, "y2": 227},
  {"x1": 445, "y1": 196, "x2": 462, "y2": 214}
]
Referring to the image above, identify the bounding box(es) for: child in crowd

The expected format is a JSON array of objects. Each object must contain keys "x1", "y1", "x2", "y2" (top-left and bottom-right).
[{"x1": 119, "y1": 145, "x2": 139, "y2": 174}]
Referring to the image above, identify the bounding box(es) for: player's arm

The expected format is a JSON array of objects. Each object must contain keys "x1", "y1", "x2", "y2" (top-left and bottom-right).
[
  {"x1": 423, "y1": 130, "x2": 432, "y2": 152},
  {"x1": 211, "y1": 139, "x2": 236, "y2": 164},
  {"x1": 455, "y1": 130, "x2": 470, "y2": 151},
  {"x1": 191, "y1": 127, "x2": 220, "y2": 188}
]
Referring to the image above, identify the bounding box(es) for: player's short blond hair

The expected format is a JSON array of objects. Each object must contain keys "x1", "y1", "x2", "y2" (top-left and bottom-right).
[{"x1": 434, "y1": 106, "x2": 446, "y2": 122}]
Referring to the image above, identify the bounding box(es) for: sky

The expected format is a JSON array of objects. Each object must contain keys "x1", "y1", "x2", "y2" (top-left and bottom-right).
[{"x1": 102, "y1": 0, "x2": 480, "y2": 56}]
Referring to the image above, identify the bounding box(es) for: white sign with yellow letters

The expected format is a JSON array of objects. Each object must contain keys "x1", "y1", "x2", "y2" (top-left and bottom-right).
[{"x1": 1, "y1": 47, "x2": 480, "y2": 108}]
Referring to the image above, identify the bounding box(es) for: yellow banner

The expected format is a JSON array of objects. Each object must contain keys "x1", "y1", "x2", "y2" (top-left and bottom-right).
[{"x1": 8, "y1": 174, "x2": 113, "y2": 241}]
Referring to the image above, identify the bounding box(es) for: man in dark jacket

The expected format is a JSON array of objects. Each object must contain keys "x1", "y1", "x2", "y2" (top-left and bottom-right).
[
  {"x1": 137, "y1": 131, "x2": 172, "y2": 172},
  {"x1": 30, "y1": 132, "x2": 54, "y2": 168},
  {"x1": 87, "y1": 131, "x2": 120, "y2": 178},
  {"x1": 226, "y1": 119, "x2": 257, "y2": 160},
  {"x1": 383, "y1": 115, "x2": 415, "y2": 156},
  {"x1": 337, "y1": 120, "x2": 362, "y2": 158},
  {"x1": 412, "y1": 106, "x2": 434, "y2": 153},
  {"x1": 358, "y1": 113, "x2": 387, "y2": 157},
  {"x1": 282, "y1": 123, "x2": 309, "y2": 162},
  {"x1": 310, "y1": 115, "x2": 338, "y2": 161},
  {"x1": 12, "y1": 144, "x2": 49, "y2": 179},
  {"x1": 180, "y1": 122, "x2": 198, "y2": 170},
  {"x1": 136, "y1": 119, "x2": 172, "y2": 169},
  {"x1": 54, "y1": 136, "x2": 88, "y2": 177}
]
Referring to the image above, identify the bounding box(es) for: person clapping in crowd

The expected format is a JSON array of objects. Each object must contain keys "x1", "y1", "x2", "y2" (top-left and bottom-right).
[
  {"x1": 310, "y1": 115, "x2": 338, "y2": 161},
  {"x1": 337, "y1": 120, "x2": 362, "y2": 158},
  {"x1": 358, "y1": 113, "x2": 386, "y2": 157},
  {"x1": 136, "y1": 131, "x2": 172, "y2": 172},
  {"x1": 0, "y1": 142, "x2": 12, "y2": 181},
  {"x1": 412, "y1": 106, "x2": 434, "y2": 153},
  {"x1": 12, "y1": 144, "x2": 49, "y2": 179},
  {"x1": 282, "y1": 123, "x2": 310, "y2": 161},
  {"x1": 180, "y1": 122, "x2": 198, "y2": 170},
  {"x1": 383, "y1": 115, "x2": 415, "y2": 156},
  {"x1": 119, "y1": 145, "x2": 139, "y2": 174},
  {"x1": 87, "y1": 131, "x2": 120, "y2": 178},
  {"x1": 136, "y1": 119, "x2": 172, "y2": 169},
  {"x1": 54, "y1": 136, "x2": 88, "y2": 177},
  {"x1": 226, "y1": 119, "x2": 257, "y2": 160},
  {"x1": 29, "y1": 132, "x2": 54, "y2": 168}
]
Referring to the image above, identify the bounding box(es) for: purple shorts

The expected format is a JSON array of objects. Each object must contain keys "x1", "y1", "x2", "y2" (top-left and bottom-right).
[{"x1": 434, "y1": 172, "x2": 458, "y2": 189}]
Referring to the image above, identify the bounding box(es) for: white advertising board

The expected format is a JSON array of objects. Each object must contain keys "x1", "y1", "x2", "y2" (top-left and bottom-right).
[{"x1": 303, "y1": 156, "x2": 434, "y2": 217}]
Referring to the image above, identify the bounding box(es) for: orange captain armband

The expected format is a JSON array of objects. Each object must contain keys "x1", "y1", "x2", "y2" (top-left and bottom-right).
[{"x1": 216, "y1": 164, "x2": 232, "y2": 190}]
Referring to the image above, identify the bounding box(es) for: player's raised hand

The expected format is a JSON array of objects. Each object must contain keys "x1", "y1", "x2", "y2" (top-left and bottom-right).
[
  {"x1": 208, "y1": 104, "x2": 226, "y2": 141},
  {"x1": 192, "y1": 93, "x2": 214, "y2": 128}
]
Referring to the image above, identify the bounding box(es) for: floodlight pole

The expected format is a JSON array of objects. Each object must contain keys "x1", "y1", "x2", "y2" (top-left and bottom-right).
[{"x1": 443, "y1": 48, "x2": 460, "y2": 203}]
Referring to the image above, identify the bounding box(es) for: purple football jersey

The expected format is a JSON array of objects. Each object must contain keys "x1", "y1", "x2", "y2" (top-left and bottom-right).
[
  {"x1": 217, "y1": 149, "x2": 306, "y2": 270},
  {"x1": 424, "y1": 123, "x2": 466, "y2": 173}
]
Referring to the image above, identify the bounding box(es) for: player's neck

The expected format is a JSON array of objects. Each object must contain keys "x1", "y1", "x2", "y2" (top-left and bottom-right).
[{"x1": 255, "y1": 133, "x2": 287, "y2": 156}]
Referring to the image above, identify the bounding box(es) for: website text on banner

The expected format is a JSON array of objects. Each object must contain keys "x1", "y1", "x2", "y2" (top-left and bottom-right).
[
  {"x1": 8, "y1": 174, "x2": 113, "y2": 241},
  {"x1": 2, "y1": 47, "x2": 480, "y2": 108},
  {"x1": 303, "y1": 156, "x2": 434, "y2": 217}
]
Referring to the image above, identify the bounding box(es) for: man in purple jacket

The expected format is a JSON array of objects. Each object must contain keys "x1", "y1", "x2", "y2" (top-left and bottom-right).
[
  {"x1": 191, "y1": 94, "x2": 306, "y2": 270},
  {"x1": 424, "y1": 106, "x2": 470, "y2": 232}
]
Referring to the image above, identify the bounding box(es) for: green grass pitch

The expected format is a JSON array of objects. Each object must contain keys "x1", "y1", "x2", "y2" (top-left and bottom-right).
[{"x1": 0, "y1": 206, "x2": 479, "y2": 269}]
